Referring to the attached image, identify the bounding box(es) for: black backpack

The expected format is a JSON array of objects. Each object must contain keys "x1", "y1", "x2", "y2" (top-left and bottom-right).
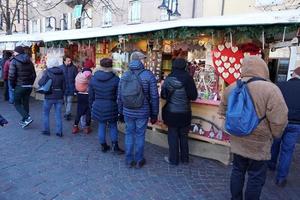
[{"x1": 120, "y1": 69, "x2": 145, "y2": 109}]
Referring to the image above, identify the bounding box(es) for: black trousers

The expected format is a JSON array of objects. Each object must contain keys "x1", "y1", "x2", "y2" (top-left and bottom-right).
[
  {"x1": 14, "y1": 86, "x2": 32, "y2": 121},
  {"x1": 74, "y1": 93, "x2": 91, "y2": 126},
  {"x1": 167, "y1": 126, "x2": 190, "y2": 165},
  {"x1": 231, "y1": 154, "x2": 267, "y2": 200},
  {"x1": 3, "y1": 80, "x2": 9, "y2": 101}
]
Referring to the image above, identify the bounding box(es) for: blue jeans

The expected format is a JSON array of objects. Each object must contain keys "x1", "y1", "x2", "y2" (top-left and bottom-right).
[
  {"x1": 124, "y1": 116, "x2": 148, "y2": 163},
  {"x1": 269, "y1": 124, "x2": 300, "y2": 181},
  {"x1": 8, "y1": 80, "x2": 14, "y2": 103},
  {"x1": 98, "y1": 121, "x2": 118, "y2": 144},
  {"x1": 231, "y1": 154, "x2": 267, "y2": 200},
  {"x1": 64, "y1": 95, "x2": 74, "y2": 115},
  {"x1": 43, "y1": 99, "x2": 63, "y2": 134}
]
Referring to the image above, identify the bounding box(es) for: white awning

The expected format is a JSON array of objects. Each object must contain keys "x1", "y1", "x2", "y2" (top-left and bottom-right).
[{"x1": 0, "y1": 9, "x2": 299, "y2": 43}]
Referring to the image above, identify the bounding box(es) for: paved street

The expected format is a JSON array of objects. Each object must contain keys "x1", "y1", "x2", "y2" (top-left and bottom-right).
[{"x1": 0, "y1": 97, "x2": 299, "y2": 200}]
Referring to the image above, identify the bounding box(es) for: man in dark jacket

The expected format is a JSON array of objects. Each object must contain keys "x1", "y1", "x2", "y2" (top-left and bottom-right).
[
  {"x1": 161, "y1": 58, "x2": 198, "y2": 165},
  {"x1": 60, "y1": 56, "x2": 78, "y2": 120},
  {"x1": 268, "y1": 66, "x2": 300, "y2": 187},
  {"x1": 8, "y1": 46, "x2": 36, "y2": 128},
  {"x1": 2, "y1": 51, "x2": 12, "y2": 101},
  {"x1": 118, "y1": 51, "x2": 159, "y2": 168},
  {"x1": 39, "y1": 57, "x2": 65, "y2": 137}
]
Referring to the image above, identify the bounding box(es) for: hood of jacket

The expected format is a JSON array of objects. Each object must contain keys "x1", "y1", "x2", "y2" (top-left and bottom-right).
[
  {"x1": 241, "y1": 56, "x2": 269, "y2": 79},
  {"x1": 166, "y1": 77, "x2": 184, "y2": 90},
  {"x1": 94, "y1": 70, "x2": 115, "y2": 82},
  {"x1": 128, "y1": 60, "x2": 144, "y2": 70},
  {"x1": 13, "y1": 54, "x2": 31, "y2": 64},
  {"x1": 48, "y1": 67, "x2": 63, "y2": 75}
]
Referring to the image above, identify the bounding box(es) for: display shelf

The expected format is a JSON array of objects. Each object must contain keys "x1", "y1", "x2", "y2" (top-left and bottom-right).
[{"x1": 192, "y1": 99, "x2": 221, "y2": 106}]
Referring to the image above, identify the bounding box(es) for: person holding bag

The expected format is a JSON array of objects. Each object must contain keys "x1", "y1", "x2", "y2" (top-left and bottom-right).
[
  {"x1": 161, "y1": 58, "x2": 198, "y2": 165},
  {"x1": 39, "y1": 57, "x2": 65, "y2": 137}
]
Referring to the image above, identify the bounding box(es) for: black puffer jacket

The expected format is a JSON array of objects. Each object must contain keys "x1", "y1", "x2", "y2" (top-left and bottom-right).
[
  {"x1": 277, "y1": 78, "x2": 300, "y2": 124},
  {"x1": 8, "y1": 54, "x2": 36, "y2": 88},
  {"x1": 161, "y1": 59, "x2": 198, "y2": 127},
  {"x1": 38, "y1": 67, "x2": 65, "y2": 100}
]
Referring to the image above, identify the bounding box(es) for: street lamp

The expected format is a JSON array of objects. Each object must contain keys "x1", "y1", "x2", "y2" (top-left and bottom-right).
[
  {"x1": 46, "y1": 16, "x2": 57, "y2": 31},
  {"x1": 158, "y1": 0, "x2": 181, "y2": 21}
]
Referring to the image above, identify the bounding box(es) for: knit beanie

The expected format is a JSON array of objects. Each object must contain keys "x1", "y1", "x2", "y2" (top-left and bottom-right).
[
  {"x1": 14, "y1": 46, "x2": 25, "y2": 54},
  {"x1": 100, "y1": 58, "x2": 113, "y2": 68}
]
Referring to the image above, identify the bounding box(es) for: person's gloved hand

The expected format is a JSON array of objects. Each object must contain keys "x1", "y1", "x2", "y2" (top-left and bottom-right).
[
  {"x1": 0, "y1": 115, "x2": 8, "y2": 127},
  {"x1": 118, "y1": 114, "x2": 124, "y2": 123},
  {"x1": 150, "y1": 115, "x2": 157, "y2": 125}
]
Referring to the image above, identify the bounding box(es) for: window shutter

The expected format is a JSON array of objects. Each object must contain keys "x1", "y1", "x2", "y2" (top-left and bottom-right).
[
  {"x1": 28, "y1": 20, "x2": 33, "y2": 34},
  {"x1": 36, "y1": 19, "x2": 41, "y2": 33},
  {"x1": 41, "y1": 17, "x2": 46, "y2": 32},
  {"x1": 67, "y1": 13, "x2": 72, "y2": 29}
]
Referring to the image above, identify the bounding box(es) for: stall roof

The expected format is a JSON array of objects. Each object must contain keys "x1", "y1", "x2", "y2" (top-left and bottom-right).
[{"x1": 0, "y1": 9, "x2": 299, "y2": 43}]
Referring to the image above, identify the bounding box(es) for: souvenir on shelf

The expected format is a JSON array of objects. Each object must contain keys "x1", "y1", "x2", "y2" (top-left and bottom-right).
[{"x1": 145, "y1": 51, "x2": 162, "y2": 81}]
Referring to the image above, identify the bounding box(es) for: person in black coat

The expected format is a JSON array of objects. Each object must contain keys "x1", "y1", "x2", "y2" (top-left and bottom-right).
[
  {"x1": 39, "y1": 57, "x2": 65, "y2": 137},
  {"x1": 89, "y1": 58, "x2": 124, "y2": 154},
  {"x1": 161, "y1": 58, "x2": 198, "y2": 165}
]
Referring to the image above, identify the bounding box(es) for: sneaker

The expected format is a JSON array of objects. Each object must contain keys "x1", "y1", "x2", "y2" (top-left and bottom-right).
[
  {"x1": 126, "y1": 161, "x2": 136, "y2": 168},
  {"x1": 135, "y1": 158, "x2": 146, "y2": 169},
  {"x1": 72, "y1": 125, "x2": 80, "y2": 134},
  {"x1": 19, "y1": 120, "x2": 25, "y2": 126},
  {"x1": 41, "y1": 131, "x2": 50, "y2": 136},
  {"x1": 56, "y1": 133, "x2": 63, "y2": 137},
  {"x1": 22, "y1": 117, "x2": 33, "y2": 128},
  {"x1": 164, "y1": 156, "x2": 178, "y2": 166}
]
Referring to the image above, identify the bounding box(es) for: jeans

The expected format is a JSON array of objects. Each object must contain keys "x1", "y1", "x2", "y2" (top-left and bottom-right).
[
  {"x1": 8, "y1": 80, "x2": 14, "y2": 103},
  {"x1": 124, "y1": 116, "x2": 148, "y2": 163},
  {"x1": 98, "y1": 121, "x2": 118, "y2": 144},
  {"x1": 43, "y1": 99, "x2": 63, "y2": 134},
  {"x1": 168, "y1": 126, "x2": 190, "y2": 164},
  {"x1": 64, "y1": 95, "x2": 74, "y2": 115},
  {"x1": 14, "y1": 86, "x2": 32, "y2": 121},
  {"x1": 231, "y1": 154, "x2": 267, "y2": 200},
  {"x1": 269, "y1": 124, "x2": 300, "y2": 181}
]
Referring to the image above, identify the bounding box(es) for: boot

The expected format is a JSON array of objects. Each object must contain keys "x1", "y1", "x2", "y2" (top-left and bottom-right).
[
  {"x1": 83, "y1": 126, "x2": 92, "y2": 134},
  {"x1": 101, "y1": 143, "x2": 110, "y2": 153},
  {"x1": 72, "y1": 125, "x2": 80, "y2": 134},
  {"x1": 111, "y1": 142, "x2": 124, "y2": 155}
]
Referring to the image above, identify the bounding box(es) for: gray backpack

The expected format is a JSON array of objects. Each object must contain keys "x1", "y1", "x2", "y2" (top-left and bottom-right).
[{"x1": 121, "y1": 69, "x2": 145, "y2": 109}]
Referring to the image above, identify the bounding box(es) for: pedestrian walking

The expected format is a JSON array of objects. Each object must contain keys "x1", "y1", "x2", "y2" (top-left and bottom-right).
[
  {"x1": 218, "y1": 56, "x2": 288, "y2": 200},
  {"x1": 8, "y1": 46, "x2": 36, "y2": 128},
  {"x1": 2, "y1": 51, "x2": 13, "y2": 103},
  {"x1": 60, "y1": 56, "x2": 78, "y2": 121},
  {"x1": 72, "y1": 66, "x2": 93, "y2": 134},
  {"x1": 39, "y1": 57, "x2": 65, "y2": 137},
  {"x1": 161, "y1": 58, "x2": 198, "y2": 165},
  {"x1": 268, "y1": 66, "x2": 300, "y2": 187},
  {"x1": 118, "y1": 51, "x2": 159, "y2": 168},
  {"x1": 89, "y1": 58, "x2": 124, "y2": 154}
]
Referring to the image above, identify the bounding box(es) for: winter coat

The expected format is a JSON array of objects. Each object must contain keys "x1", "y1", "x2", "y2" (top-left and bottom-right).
[
  {"x1": 3, "y1": 60, "x2": 11, "y2": 81},
  {"x1": 89, "y1": 70, "x2": 119, "y2": 123},
  {"x1": 277, "y1": 78, "x2": 300, "y2": 124},
  {"x1": 60, "y1": 64, "x2": 78, "y2": 96},
  {"x1": 118, "y1": 60, "x2": 159, "y2": 119},
  {"x1": 161, "y1": 59, "x2": 198, "y2": 127},
  {"x1": 75, "y1": 71, "x2": 91, "y2": 93},
  {"x1": 218, "y1": 56, "x2": 288, "y2": 161},
  {"x1": 8, "y1": 54, "x2": 36, "y2": 88},
  {"x1": 38, "y1": 67, "x2": 65, "y2": 100}
]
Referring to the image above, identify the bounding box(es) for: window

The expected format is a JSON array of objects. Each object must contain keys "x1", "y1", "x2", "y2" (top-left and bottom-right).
[
  {"x1": 17, "y1": 9, "x2": 20, "y2": 23},
  {"x1": 45, "y1": 17, "x2": 55, "y2": 31},
  {"x1": 61, "y1": 13, "x2": 68, "y2": 30},
  {"x1": 128, "y1": 0, "x2": 141, "y2": 24},
  {"x1": 160, "y1": 0, "x2": 177, "y2": 21},
  {"x1": 32, "y1": 20, "x2": 38, "y2": 33},
  {"x1": 102, "y1": 6, "x2": 112, "y2": 27},
  {"x1": 81, "y1": 9, "x2": 92, "y2": 28}
]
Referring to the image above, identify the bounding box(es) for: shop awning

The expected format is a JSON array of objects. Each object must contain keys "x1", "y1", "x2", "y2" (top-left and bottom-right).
[{"x1": 0, "y1": 9, "x2": 299, "y2": 43}]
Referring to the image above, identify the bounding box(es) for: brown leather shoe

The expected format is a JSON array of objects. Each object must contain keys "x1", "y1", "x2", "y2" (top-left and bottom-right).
[{"x1": 72, "y1": 125, "x2": 80, "y2": 134}]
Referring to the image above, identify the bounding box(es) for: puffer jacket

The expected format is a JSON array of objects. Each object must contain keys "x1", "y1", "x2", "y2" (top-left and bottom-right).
[
  {"x1": 8, "y1": 54, "x2": 36, "y2": 88},
  {"x1": 38, "y1": 67, "x2": 65, "y2": 100},
  {"x1": 277, "y1": 78, "x2": 300, "y2": 124},
  {"x1": 218, "y1": 56, "x2": 288, "y2": 161},
  {"x1": 161, "y1": 59, "x2": 198, "y2": 127},
  {"x1": 60, "y1": 64, "x2": 78, "y2": 96},
  {"x1": 118, "y1": 60, "x2": 159, "y2": 119},
  {"x1": 89, "y1": 70, "x2": 119, "y2": 122}
]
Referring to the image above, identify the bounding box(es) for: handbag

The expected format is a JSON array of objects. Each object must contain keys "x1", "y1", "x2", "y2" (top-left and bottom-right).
[{"x1": 36, "y1": 72, "x2": 53, "y2": 94}]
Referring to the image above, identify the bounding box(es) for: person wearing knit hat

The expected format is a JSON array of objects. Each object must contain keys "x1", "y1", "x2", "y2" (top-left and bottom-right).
[
  {"x1": 269, "y1": 66, "x2": 300, "y2": 187},
  {"x1": 89, "y1": 57, "x2": 124, "y2": 154},
  {"x1": 72, "y1": 67, "x2": 93, "y2": 134},
  {"x1": 39, "y1": 57, "x2": 65, "y2": 137},
  {"x1": 9, "y1": 45, "x2": 36, "y2": 128}
]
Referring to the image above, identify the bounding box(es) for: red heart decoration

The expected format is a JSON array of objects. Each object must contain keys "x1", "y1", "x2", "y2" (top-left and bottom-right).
[{"x1": 212, "y1": 43, "x2": 260, "y2": 84}]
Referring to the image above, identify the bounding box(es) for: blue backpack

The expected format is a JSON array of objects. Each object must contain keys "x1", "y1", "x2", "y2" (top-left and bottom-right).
[{"x1": 225, "y1": 77, "x2": 266, "y2": 136}]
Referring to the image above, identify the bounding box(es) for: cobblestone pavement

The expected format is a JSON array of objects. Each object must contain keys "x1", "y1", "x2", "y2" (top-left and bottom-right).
[{"x1": 0, "y1": 98, "x2": 299, "y2": 200}]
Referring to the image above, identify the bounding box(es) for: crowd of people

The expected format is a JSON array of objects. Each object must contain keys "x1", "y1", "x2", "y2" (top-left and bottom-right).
[{"x1": 0, "y1": 46, "x2": 299, "y2": 200}]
